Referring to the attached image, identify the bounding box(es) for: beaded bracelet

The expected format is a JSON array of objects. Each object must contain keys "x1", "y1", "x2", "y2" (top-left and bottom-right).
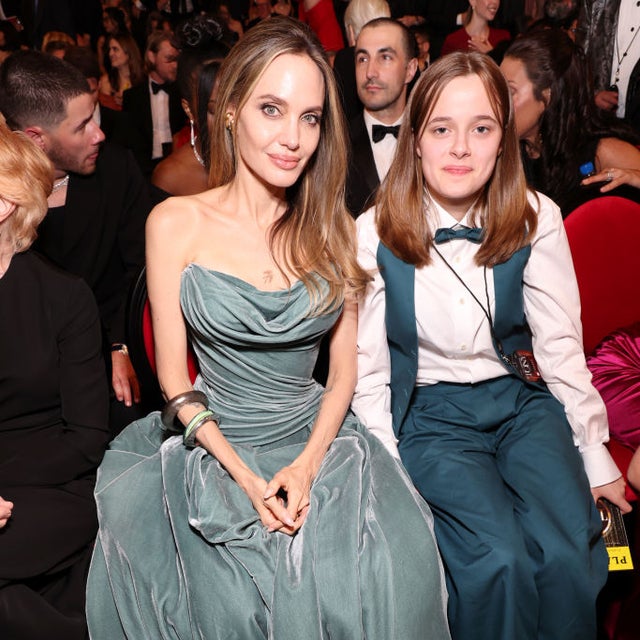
[
  {"x1": 183, "y1": 409, "x2": 220, "y2": 448},
  {"x1": 161, "y1": 390, "x2": 208, "y2": 430}
]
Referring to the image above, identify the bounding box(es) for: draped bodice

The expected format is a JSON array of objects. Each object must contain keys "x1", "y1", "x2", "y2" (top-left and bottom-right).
[{"x1": 180, "y1": 264, "x2": 340, "y2": 445}]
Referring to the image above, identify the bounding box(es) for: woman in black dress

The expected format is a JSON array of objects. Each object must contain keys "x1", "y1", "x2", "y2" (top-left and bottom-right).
[{"x1": 0, "y1": 124, "x2": 110, "y2": 639}]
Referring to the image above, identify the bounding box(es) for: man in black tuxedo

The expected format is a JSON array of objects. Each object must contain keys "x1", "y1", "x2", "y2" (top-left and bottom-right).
[
  {"x1": 122, "y1": 31, "x2": 184, "y2": 177},
  {"x1": 0, "y1": 50, "x2": 153, "y2": 435},
  {"x1": 346, "y1": 17, "x2": 417, "y2": 217}
]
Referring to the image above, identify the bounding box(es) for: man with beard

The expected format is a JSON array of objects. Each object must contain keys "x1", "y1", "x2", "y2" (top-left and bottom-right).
[
  {"x1": 345, "y1": 17, "x2": 418, "y2": 217},
  {"x1": 0, "y1": 50, "x2": 153, "y2": 435}
]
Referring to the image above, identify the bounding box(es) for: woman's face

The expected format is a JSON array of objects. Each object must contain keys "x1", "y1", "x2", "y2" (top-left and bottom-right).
[
  {"x1": 109, "y1": 39, "x2": 129, "y2": 68},
  {"x1": 103, "y1": 12, "x2": 117, "y2": 34},
  {"x1": 231, "y1": 53, "x2": 324, "y2": 192},
  {"x1": 470, "y1": 0, "x2": 500, "y2": 23},
  {"x1": 500, "y1": 56, "x2": 547, "y2": 145},
  {"x1": 417, "y1": 74, "x2": 503, "y2": 220}
]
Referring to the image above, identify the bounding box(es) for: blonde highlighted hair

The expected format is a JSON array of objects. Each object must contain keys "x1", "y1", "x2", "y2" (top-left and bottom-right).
[
  {"x1": 0, "y1": 123, "x2": 53, "y2": 253},
  {"x1": 209, "y1": 16, "x2": 369, "y2": 309},
  {"x1": 376, "y1": 51, "x2": 537, "y2": 267}
]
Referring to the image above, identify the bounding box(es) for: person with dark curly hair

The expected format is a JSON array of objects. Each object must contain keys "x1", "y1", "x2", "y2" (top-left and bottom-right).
[
  {"x1": 501, "y1": 28, "x2": 640, "y2": 214},
  {"x1": 152, "y1": 14, "x2": 230, "y2": 195}
]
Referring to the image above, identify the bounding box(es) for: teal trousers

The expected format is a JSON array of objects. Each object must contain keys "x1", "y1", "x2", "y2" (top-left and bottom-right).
[{"x1": 399, "y1": 375, "x2": 607, "y2": 640}]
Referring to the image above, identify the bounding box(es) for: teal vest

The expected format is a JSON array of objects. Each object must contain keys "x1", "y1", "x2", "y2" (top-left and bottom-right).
[{"x1": 377, "y1": 241, "x2": 540, "y2": 437}]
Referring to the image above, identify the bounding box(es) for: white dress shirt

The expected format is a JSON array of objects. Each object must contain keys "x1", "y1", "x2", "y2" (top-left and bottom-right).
[
  {"x1": 363, "y1": 110, "x2": 402, "y2": 182},
  {"x1": 351, "y1": 191, "x2": 621, "y2": 487},
  {"x1": 149, "y1": 79, "x2": 172, "y2": 160},
  {"x1": 611, "y1": 1, "x2": 640, "y2": 118}
]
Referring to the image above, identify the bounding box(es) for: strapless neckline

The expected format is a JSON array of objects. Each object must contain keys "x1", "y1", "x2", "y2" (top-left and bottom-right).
[{"x1": 185, "y1": 263, "x2": 304, "y2": 295}]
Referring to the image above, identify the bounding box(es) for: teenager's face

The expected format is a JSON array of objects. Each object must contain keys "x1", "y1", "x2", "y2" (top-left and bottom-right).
[
  {"x1": 45, "y1": 93, "x2": 105, "y2": 175},
  {"x1": 232, "y1": 53, "x2": 324, "y2": 192},
  {"x1": 500, "y1": 56, "x2": 547, "y2": 145},
  {"x1": 417, "y1": 74, "x2": 503, "y2": 220}
]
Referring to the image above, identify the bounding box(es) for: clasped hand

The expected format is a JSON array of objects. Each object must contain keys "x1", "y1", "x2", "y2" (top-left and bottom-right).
[{"x1": 244, "y1": 464, "x2": 314, "y2": 536}]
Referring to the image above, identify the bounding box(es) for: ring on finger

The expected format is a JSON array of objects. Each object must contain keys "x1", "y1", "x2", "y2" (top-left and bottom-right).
[{"x1": 607, "y1": 170, "x2": 614, "y2": 182}]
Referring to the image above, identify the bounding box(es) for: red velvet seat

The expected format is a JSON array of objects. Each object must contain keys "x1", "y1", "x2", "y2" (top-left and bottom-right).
[
  {"x1": 565, "y1": 196, "x2": 640, "y2": 639},
  {"x1": 564, "y1": 196, "x2": 640, "y2": 503},
  {"x1": 127, "y1": 267, "x2": 198, "y2": 389}
]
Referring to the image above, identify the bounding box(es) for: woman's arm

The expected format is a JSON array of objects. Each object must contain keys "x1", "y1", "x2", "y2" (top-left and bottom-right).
[
  {"x1": 263, "y1": 299, "x2": 359, "y2": 533},
  {"x1": 146, "y1": 200, "x2": 295, "y2": 532},
  {"x1": 350, "y1": 211, "x2": 398, "y2": 457},
  {"x1": 581, "y1": 137, "x2": 640, "y2": 192}
]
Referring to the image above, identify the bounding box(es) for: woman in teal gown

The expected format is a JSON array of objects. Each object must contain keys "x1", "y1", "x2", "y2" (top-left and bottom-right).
[{"x1": 86, "y1": 16, "x2": 450, "y2": 640}]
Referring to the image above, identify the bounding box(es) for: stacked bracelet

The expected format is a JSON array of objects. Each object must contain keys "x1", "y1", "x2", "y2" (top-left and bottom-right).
[
  {"x1": 161, "y1": 390, "x2": 208, "y2": 431},
  {"x1": 183, "y1": 409, "x2": 220, "y2": 448}
]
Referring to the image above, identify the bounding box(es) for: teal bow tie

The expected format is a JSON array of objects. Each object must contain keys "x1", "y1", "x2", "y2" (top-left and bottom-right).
[{"x1": 434, "y1": 227, "x2": 484, "y2": 244}]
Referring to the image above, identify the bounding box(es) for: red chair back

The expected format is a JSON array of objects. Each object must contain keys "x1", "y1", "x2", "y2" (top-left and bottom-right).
[
  {"x1": 142, "y1": 299, "x2": 199, "y2": 383},
  {"x1": 564, "y1": 196, "x2": 640, "y2": 355}
]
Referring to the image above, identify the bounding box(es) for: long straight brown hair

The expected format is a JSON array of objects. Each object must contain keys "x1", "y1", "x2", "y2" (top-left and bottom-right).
[
  {"x1": 209, "y1": 17, "x2": 369, "y2": 310},
  {"x1": 376, "y1": 51, "x2": 537, "y2": 268}
]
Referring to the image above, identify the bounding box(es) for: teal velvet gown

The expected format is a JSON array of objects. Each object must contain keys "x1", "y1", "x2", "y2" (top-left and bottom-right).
[{"x1": 86, "y1": 264, "x2": 450, "y2": 640}]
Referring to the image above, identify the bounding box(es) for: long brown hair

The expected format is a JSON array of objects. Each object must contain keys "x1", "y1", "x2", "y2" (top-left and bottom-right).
[
  {"x1": 376, "y1": 51, "x2": 537, "y2": 267},
  {"x1": 107, "y1": 32, "x2": 144, "y2": 91},
  {"x1": 209, "y1": 16, "x2": 369, "y2": 309}
]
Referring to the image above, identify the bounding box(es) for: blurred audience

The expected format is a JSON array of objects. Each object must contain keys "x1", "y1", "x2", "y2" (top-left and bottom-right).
[
  {"x1": 99, "y1": 31, "x2": 144, "y2": 109},
  {"x1": 441, "y1": 0, "x2": 511, "y2": 60},
  {"x1": 122, "y1": 30, "x2": 183, "y2": 176},
  {"x1": 152, "y1": 14, "x2": 229, "y2": 195},
  {"x1": 97, "y1": 6, "x2": 128, "y2": 73},
  {"x1": 501, "y1": 28, "x2": 640, "y2": 214}
]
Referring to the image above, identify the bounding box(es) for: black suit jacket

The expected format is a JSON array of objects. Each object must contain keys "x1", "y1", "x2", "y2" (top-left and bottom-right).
[
  {"x1": 122, "y1": 80, "x2": 185, "y2": 176},
  {"x1": 333, "y1": 46, "x2": 361, "y2": 123},
  {"x1": 33, "y1": 143, "x2": 152, "y2": 347},
  {"x1": 345, "y1": 112, "x2": 380, "y2": 218}
]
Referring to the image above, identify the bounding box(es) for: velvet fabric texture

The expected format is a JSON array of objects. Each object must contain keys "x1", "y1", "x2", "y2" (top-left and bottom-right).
[
  {"x1": 588, "y1": 323, "x2": 640, "y2": 451},
  {"x1": 86, "y1": 265, "x2": 450, "y2": 640}
]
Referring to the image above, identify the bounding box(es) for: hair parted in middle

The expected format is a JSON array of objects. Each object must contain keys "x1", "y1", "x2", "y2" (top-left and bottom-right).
[
  {"x1": 209, "y1": 15, "x2": 369, "y2": 307},
  {"x1": 376, "y1": 50, "x2": 537, "y2": 268},
  {"x1": 107, "y1": 32, "x2": 144, "y2": 90}
]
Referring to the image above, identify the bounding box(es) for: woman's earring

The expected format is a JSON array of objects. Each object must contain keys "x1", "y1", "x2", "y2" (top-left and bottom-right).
[
  {"x1": 225, "y1": 113, "x2": 234, "y2": 131},
  {"x1": 189, "y1": 119, "x2": 196, "y2": 147}
]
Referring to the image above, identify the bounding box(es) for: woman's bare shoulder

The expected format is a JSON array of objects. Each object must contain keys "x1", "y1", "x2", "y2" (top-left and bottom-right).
[
  {"x1": 147, "y1": 188, "x2": 226, "y2": 232},
  {"x1": 596, "y1": 137, "x2": 640, "y2": 169}
]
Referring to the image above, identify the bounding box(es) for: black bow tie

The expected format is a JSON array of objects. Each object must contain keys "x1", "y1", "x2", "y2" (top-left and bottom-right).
[
  {"x1": 434, "y1": 227, "x2": 484, "y2": 244},
  {"x1": 151, "y1": 81, "x2": 168, "y2": 95},
  {"x1": 371, "y1": 124, "x2": 400, "y2": 143}
]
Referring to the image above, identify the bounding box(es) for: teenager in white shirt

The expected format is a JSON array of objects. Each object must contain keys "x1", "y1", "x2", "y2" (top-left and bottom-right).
[{"x1": 352, "y1": 51, "x2": 631, "y2": 640}]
